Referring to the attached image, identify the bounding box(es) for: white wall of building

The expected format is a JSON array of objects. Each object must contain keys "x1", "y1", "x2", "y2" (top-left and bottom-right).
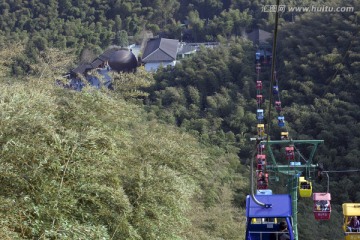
[{"x1": 144, "y1": 61, "x2": 176, "y2": 72}]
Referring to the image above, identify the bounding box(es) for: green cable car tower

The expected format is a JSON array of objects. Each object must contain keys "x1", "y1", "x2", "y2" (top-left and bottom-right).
[{"x1": 261, "y1": 139, "x2": 324, "y2": 240}]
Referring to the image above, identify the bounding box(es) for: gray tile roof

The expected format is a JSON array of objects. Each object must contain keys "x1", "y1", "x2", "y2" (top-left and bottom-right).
[
  {"x1": 91, "y1": 59, "x2": 104, "y2": 68},
  {"x1": 247, "y1": 29, "x2": 272, "y2": 45},
  {"x1": 90, "y1": 48, "x2": 117, "y2": 68},
  {"x1": 72, "y1": 48, "x2": 118, "y2": 74},
  {"x1": 98, "y1": 48, "x2": 117, "y2": 61},
  {"x1": 142, "y1": 38, "x2": 179, "y2": 63},
  {"x1": 72, "y1": 63, "x2": 93, "y2": 74}
]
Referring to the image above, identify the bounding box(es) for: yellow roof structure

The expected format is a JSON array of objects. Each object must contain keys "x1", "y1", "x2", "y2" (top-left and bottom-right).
[{"x1": 343, "y1": 203, "x2": 360, "y2": 216}]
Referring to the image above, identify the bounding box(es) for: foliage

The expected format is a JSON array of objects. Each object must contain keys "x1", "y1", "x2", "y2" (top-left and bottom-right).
[
  {"x1": 114, "y1": 30, "x2": 129, "y2": 48},
  {"x1": 111, "y1": 67, "x2": 155, "y2": 100},
  {"x1": 144, "y1": 5, "x2": 360, "y2": 238},
  {"x1": 146, "y1": 38, "x2": 256, "y2": 162},
  {"x1": 0, "y1": 46, "x2": 247, "y2": 239},
  {"x1": 277, "y1": 4, "x2": 360, "y2": 202},
  {"x1": 0, "y1": 0, "x2": 255, "y2": 71},
  {"x1": 1, "y1": 1, "x2": 360, "y2": 239}
]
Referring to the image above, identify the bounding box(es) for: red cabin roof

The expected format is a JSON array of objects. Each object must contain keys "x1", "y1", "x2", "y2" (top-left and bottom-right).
[{"x1": 313, "y1": 193, "x2": 331, "y2": 201}]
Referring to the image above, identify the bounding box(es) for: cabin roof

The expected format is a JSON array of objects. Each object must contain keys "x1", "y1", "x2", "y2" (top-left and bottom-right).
[
  {"x1": 343, "y1": 203, "x2": 360, "y2": 216},
  {"x1": 246, "y1": 194, "x2": 292, "y2": 218},
  {"x1": 313, "y1": 193, "x2": 331, "y2": 201}
]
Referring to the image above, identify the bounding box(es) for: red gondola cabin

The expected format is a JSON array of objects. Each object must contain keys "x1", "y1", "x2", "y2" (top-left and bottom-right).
[
  {"x1": 313, "y1": 193, "x2": 331, "y2": 220},
  {"x1": 256, "y1": 154, "x2": 266, "y2": 170},
  {"x1": 285, "y1": 146, "x2": 294, "y2": 160},
  {"x1": 257, "y1": 154, "x2": 266, "y2": 165},
  {"x1": 275, "y1": 101, "x2": 281, "y2": 111},
  {"x1": 257, "y1": 171, "x2": 269, "y2": 189},
  {"x1": 256, "y1": 81, "x2": 262, "y2": 90}
]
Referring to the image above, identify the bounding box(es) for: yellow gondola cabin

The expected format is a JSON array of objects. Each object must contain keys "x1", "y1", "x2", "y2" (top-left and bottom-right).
[
  {"x1": 343, "y1": 203, "x2": 360, "y2": 240},
  {"x1": 299, "y1": 176, "x2": 312, "y2": 197},
  {"x1": 257, "y1": 124, "x2": 265, "y2": 137},
  {"x1": 281, "y1": 132, "x2": 288, "y2": 140}
]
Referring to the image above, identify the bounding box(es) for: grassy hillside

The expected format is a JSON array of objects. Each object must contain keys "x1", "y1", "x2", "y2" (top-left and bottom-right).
[{"x1": 0, "y1": 47, "x2": 248, "y2": 239}]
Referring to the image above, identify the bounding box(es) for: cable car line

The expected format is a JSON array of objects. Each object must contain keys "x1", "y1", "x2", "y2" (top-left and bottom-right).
[
  {"x1": 246, "y1": 0, "x2": 333, "y2": 238},
  {"x1": 323, "y1": 170, "x2": 360, "y2": 173},
  {"x1": 265, "y1": 0, "x2": 281, "y2": 143},
  {"x1": 251, "y1": 45, "x2": 271, "y2": 208},
  {"x1": 246, "y1": 3, "x2": 360, "y2": 239}
]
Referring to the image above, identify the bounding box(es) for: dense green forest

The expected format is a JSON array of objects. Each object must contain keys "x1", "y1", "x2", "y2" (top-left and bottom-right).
[
  {"x1": 0, "y1": 48, "x2": 248, "y2": 239},
  {"x1": 0, "y1": 0, "x2": 360, "y2": 239}
]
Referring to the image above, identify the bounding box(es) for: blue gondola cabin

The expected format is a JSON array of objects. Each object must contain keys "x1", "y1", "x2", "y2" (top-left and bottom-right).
[
  {"x1": 257, "y1": 189, "x2": 273, "y2": 195},
  {"x1": 258, "y1": 143, "x2": 265, "y2": 153},
  {"x1": 245, "y1": 194, "x2": 295, "y2": 240},
  {"x1": 313, "y1": 193, "x2": 331, "y2": 220},
  {"x1": 278, "y1": 116, "x2": 285, "y2": 127},
  {"x1": 256, "y1": 51, "x2": 261, "y2": 61},
  {"x1": 257, "y1": 109, "x2": 264, "y2": 120},
  {"x1": 273, "y1": 86, "x2": 279, "y2": 95}
]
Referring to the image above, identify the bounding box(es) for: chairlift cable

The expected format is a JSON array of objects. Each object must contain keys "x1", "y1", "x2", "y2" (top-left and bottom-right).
[
  {"x1": 323, "y1": 169, "x2": 360, "y2": 173},
  {"x1": 250, "y1": 0, "x2": 282, "y2": 207},
  {"x1": 266, "y1": 0, "x2": 281, "y2": 143}
]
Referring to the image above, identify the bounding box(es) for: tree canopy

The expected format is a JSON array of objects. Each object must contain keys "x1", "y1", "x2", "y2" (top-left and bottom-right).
[{"x1": 1, "y1": 0, "x2": 360, "y2": 239}]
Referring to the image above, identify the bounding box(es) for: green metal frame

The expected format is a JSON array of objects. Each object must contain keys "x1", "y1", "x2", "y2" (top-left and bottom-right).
[{"x1": 260, "y1": 139, "x2": 324, "y2": 240}]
